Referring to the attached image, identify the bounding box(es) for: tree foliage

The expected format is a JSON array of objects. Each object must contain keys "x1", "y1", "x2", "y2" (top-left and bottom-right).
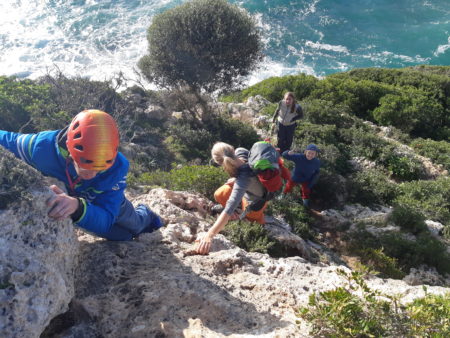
[{"x1": 138, "y1": 0, "x2": 263, "y2": 93}]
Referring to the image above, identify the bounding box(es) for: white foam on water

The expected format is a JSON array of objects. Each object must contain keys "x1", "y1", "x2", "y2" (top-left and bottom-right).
[
  {"x1": 247, "y1": 57, "x2": 317, "y2": 86},
  {"x1": 305, "y1": 40, "x2": 349, "y2": 54},
  {"x1": 0, "y1": 0, "x2": 174, "y2": 85},
  {"x1": 434, "y1": 36, "x2": 450, "y2": 56}
]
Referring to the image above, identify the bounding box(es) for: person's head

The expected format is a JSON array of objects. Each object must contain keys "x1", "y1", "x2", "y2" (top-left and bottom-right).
[
  {"x1": 234, "y1": 147, "x2": 249, "y2": 162},
  {"x1": 66, "y1": 109, "x2": 119, "y2": 179},
  {"x1": 211, "y1": 142, "x2": 239, "y2": 177},
  {"x1": 283, "y1": 92, "x2": 296, "y2": 113},
  {"x1": 304, "y1": 144, "x2": 319, "y2": 160}
]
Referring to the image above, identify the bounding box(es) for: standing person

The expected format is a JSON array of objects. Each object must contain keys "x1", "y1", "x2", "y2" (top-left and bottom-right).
[
  {"x1": 195, "y1": 142, "x2": 267, "y2": 255},
  {"x1": 0, "y1": 109, "x2": 162, "y2": 240},
  {"x1": 282, "y1": 144, "x2": 320, "y2": 207},
  {"x1": 271, "y1": 92, "x2": 303, "y2": 153}
]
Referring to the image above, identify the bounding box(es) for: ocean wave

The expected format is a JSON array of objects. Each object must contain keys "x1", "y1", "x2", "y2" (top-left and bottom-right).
[
  {"x1": 434, "y1": 36, "x2": 450, "y2": 56},
  {"x1": 305, "y1": 40, "x2": 349, "y2": 54}
]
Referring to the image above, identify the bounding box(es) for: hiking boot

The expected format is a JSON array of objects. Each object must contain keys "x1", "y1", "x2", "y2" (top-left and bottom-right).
[{"x1": 211, "y1": 204, "x2": 224, "y2": 215}]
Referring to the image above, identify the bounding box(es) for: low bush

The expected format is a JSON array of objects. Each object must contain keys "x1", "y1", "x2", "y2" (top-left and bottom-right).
[
  {"x1": 268, "y1": 198, "x2": 314, "y2": 240},
  {"x1": 294, "y1": 122, "x2": 338, "y2": 148},
  {"x1": 410, "y1": 138, "x2": 450, "y2": 171},
  {"x1": 347, "y1": 169, "x2": 400, "y2": 206},
  {"x1": 137, "y1": 165, "x2": 227, "y2": 200},
  {"x1": 388, "y1": 205, "x2": 427, "y2": 234},
  {"x1": 406, "y1": 291, "x2": 450, "y2": 337},
  {"x1": 298, "y1": 269, "x2": 450, "y2": 337},
  {"x1": 339, "y1": 126, "x2": 391, "y2": 161},
  {"x1": 302, "y1": 98, "x2": 353, "y2": 127},
  {"x1": 382, "y1": 154, "x2": 424, "y2": 181},
  {"x1": 238, "y1": 74, "x2": 319, "y2": 103},
  {"x1": 311, "y1": 169, "x2": 348, "y2": 209},
  {"x1": 395, "y1": 177, "x2": 450, "y2": 226},
  {"x1": 381, "y1": 232, "x2": 450, "y2": 276},
  {"x1": 348, "y1": 228, "x2": 450, "y2": 276},
  {"x1": 0, "y1": 76, "x2": 54, "y2": 132},
  {"x1": 223, "y1": 220, "x2": 279, "y2": 255}
]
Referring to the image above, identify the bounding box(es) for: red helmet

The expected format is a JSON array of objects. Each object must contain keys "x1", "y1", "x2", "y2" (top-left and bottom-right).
[{"x1": 66, "y1": 109, "x2": 120, "y2": 170}]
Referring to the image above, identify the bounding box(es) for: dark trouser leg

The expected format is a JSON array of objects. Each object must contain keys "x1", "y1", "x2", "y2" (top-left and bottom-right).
[
  {"x1": 103, "y1": 198, "x2": 162, "y2": 241},
  {"x1": 277, "y1": 123, "x2": 297, "y2": 153}
]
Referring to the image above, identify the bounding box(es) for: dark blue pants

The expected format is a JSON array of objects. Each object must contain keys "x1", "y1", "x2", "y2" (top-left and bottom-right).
[
  {"x1": 103, "y1": 198, "x2": 163, "y2": 241},
  {"x1": 277, "y1": 123, "x2": 297, "y2": 153}
]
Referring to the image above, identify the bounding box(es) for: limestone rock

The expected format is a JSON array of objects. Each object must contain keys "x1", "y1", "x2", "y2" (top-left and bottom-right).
[
  {"x1": 0, "y1": 148, "x2": 78, "y2": 338},
  {"x1": 47, "y1": 189, "x2": 449, "y2": 337}
]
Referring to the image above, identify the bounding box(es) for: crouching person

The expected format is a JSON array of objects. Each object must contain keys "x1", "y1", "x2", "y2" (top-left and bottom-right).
[
  {"x1": 282, "y1": 144, "x2": 320, "y2": 207},
  {"x1": 196, "y1": 142, "x2": 267, "y2": 255},
  {"x1": 0, "y1": 109, "x2": 162, "y2": 240}
]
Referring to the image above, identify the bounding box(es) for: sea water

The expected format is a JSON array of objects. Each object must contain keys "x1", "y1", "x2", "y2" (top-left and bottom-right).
[{"x1": 0, "y1": 0, "x2": 449, "y2": 87}]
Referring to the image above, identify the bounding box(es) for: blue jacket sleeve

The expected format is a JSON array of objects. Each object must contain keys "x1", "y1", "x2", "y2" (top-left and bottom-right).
[
  {"x1": 0, "y1": 130, "x2": 38, "y2": 166},
  {"x1": 73, "y1": 157, "x2": 129, "y2": 236},
  {"x1": 282, "y1": 150, "x2": 298, "y2": 161},
  {"x1": 75, "y1": 187, "x2": 125, "y2": 235}
]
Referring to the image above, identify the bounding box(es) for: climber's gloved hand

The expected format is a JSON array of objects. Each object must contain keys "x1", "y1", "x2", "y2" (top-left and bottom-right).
[{"x1": 46, "y1": 185, "x2": 79, "y2": 221}]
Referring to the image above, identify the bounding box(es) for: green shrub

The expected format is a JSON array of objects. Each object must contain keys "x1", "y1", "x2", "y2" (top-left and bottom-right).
[
  {"x1": 299, "y1": 269, "x2": 450, "y2": 337},
  {"x1": 311, "y1": 169, "x2": 348, "y2": 209},
  {"x1": 268, "y1": 198, "x2": 314, "y2": 240},
  {"x1": 395, "y1": 177, "x2": 450, "y2": 225},
  {"x1": 0, "y1": 76, "x2": 54, "y2": 132},
  {"x1": 373, "y1": 89, "x2": 444, "y2": 138},
  {"x1": 347, "y1": 169, "x2": 400, "y2": 206},
  {"x1": 259, "y1": 102, "x2": 278, "y2": 118},
  {"x1": 388, "y1": 205, "x2": 427, "y2": 234},
  {"x1": 223, "y1": 220, "x2": 278, "y2": 254},
  {"x1": 348, "y1": 226, "x2": 450, "y2": 277},
  {"x1": 360, "y1": 248, "x2": 406, "y2": 279},
  {"x1": 165, "y1": 123, "x2": 215, "y2": 162},
  {"x1": 138, "y1": 0, "x2": 262, "y2": 93},
  {"x1": 406, "y1": 292, "x2": 450, "y2": 337},
  {"x1": 302, "y1": 98, "x2": 353, "y2": 127},
  {"x1": 211, "y1": 114, "x2": 260, "y2": 149},
  {"x1": 164, "y1": 113, "x2": 259, "y2": 163},
  {"x1": 375, "y1": 232, "x2": 450, "y2": 276},
  {"x1": 294, "y1": 122, "x2": 338, "y2": 148},
  {"x1": 299, "y1": 270, "x2": 406, "y2": 337},
  {"x1": 138, "y1": 165, "x2": 227, "y2": 200},
  {"x1": 310, "y1": 77, "x2": 395, "y2": 120},
  {"x1": 339, "y1": 126, "x2": 391, "y2": 161},
  {"x1": 236, "y1": 73, "x2": 319, "y2": 103},
  {"x1": 382, "y1": 154, "x2": 424, "y2": 181},
  {"x1": 410, "y1": 138, "x2": 450, "y2": 171}
]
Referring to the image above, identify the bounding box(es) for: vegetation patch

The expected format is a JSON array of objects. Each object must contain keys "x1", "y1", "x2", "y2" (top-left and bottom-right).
[
  {"x1": 346, "y1": 228, "x2": 450, "y2": 277},
  {"x1": 136, "y1": 165, "x2": 227, "y2": 201},
  {"x1": 268, "y1": 198, "x2": 315, "y2": 240},
  {"x1": 298, "y1": 269, "x2": 450, "y2": 337}
]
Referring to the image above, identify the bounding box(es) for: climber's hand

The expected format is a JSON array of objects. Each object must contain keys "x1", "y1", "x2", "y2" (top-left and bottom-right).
[
  {"x1": 194, "y1": 232, "x2": 213, "y2": 255},
  {"x1": 46, "y1": 185, "x2": 79, "y2": 221}
]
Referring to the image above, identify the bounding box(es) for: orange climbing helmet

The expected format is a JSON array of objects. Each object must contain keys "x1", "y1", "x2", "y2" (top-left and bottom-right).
[{"x1": 66, "y1": 109, "x2": 120, "y2": 170}]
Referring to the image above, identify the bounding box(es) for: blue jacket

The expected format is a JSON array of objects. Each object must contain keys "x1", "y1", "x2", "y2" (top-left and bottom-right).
[
  {"x1": 282, "y1": 151, "x2": 320, "y2": 188},
  {"x1": 0, "y1": 129, "x2": 129, "y2": 237}
]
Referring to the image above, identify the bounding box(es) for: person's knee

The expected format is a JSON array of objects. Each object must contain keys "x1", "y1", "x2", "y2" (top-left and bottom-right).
[{"x1": 214, "y1": 184, "x2": 232, "y2": 206}]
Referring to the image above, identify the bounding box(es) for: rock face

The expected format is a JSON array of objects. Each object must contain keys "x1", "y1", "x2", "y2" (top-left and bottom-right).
[
  {"x1": 0, "y1": 148, "x2": 79, "y2": 338},
  {"x1": 1, "y1": 142, "x2": 449, "y2": 337},
  {"x1": 45, "y1": 189, "x2": 449, "y2": 337}
]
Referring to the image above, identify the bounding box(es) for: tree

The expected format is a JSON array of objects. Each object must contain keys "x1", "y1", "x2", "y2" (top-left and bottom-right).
[{"x1": 138, "y1": 0, "x2": 263, "y2": 93}]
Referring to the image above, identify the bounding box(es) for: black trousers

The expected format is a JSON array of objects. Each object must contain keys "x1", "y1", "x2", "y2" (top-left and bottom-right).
[{"x1": 277, "y1": 122, "x2": 297, "y2": 153}]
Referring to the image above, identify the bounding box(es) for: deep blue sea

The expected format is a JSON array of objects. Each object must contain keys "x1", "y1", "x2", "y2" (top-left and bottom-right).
[{"x1": 1, "y1": 0, "x2": 449, "y2": 87}]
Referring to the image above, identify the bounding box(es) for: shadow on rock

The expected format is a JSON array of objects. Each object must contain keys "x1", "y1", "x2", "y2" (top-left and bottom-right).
[{"x1": 44, "y1": 231, "x2": 291, "y2": 337}]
